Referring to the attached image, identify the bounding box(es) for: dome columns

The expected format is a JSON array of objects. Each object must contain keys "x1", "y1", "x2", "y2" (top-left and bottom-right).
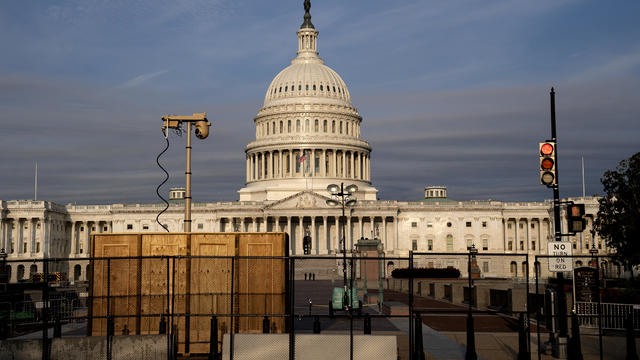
[{"x1": 245, "y1": 147, "x2": 371, "y2": 184}]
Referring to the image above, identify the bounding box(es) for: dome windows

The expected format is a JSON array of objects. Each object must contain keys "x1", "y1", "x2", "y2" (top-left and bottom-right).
[
  {"x1": 306, "y1": 84, "x2": 309, "y2": 91},
  {"x1": 298, "y1": 84, "x2": 302, "y2": 91},
  {"x1": 320, "y1": 85, "x2": 323, "y2": 91},
  {"x1": 333, "y1": 86, "x2": 336, "y2": 92},
  {"x1": 313, "y1": 84, "x2": 316, "y2": 91}
]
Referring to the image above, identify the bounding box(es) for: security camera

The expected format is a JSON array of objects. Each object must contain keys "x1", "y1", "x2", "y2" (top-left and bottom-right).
[{"x1": 194, "y1": 120, "x2": 211, "y2": 139}]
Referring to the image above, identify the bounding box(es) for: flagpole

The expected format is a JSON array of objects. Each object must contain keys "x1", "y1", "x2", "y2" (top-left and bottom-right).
[
  {"x1": 581, "y1": 156, "x2": 585, "y2": 197},
  {"x1": 35, "y1": 161, "x2": 38, "y2": 201}
]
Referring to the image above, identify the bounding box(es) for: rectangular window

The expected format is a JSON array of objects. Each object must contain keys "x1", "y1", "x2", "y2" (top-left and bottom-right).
[
  {"x1": 197, "y1": 223, "x2": 204, "y2": 230},
  {"x1": 428, "y1": 240, "x2": 433, "y2": 251},
  {"x1": 23, "y1": 243, "x2": 27, "y2": 253},
  {"x1": 466, "y1": 221, "x2": 472, "y2": 227},
  {"x1": 104, "y1": 226, "x2": 108, "y2": 232},
  {"x1": 127, "y1": 224, "x2": 133, "y2": 230},
  {"x1": 519, "y1": 223, "x2": 524, "y2": 229},
  {"x1": 466, "y1": 238, "x2": 472, "y2": 249},
  {"x1": 315, "y1": 157, "x2": 320, "y2": 173},
  {"x1": 482, "y1": 239, "x2": 488, "y2": 251},
  {"x1": 531, "y1": 223, "x2": 535, "y2": 229},
  {"x1": 411, "y1": 222, "x2": 417, "y2": 228},
  {"x1": 80, "y1": 227, "x2": 84, "y2": 231},
  {"x1": 36, "y1": 243, "x2": 40, "y2": 253},
  {"x1": 412, "y1": 240, "x2": 418, "y2": 251},
  {"x1": 143, "y1": 225, "x2": 149, "y2": 230},
  {"x1": 483, "y1": 262, "x2": 489, "y2": 273},
  {"x1": 520, "y1": 241, "x2": 524, "y2": 250},
  {"x1": 508, "y1": 224, "x2": 512, "y2": 229},
  {"x1": 427, "y1": 222, "x2": 433, "y2": 228},
  {"x1": 531, "y1": 241, "x2": 536, "y2": 250},
  {"x1": 508, "y1": 241, "x2": 513, "y2": 251},
  {"x1": 482, "y1": 221, "x2": 487, "y2": 228},
  {"x1": 92, "y1": 226, "x2": 95, "y2": 231}
]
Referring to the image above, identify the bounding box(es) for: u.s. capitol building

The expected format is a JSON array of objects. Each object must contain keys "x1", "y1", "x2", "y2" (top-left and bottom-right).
[{"x1": 0, "y1": 4, "x2": 607, "y2": 283}]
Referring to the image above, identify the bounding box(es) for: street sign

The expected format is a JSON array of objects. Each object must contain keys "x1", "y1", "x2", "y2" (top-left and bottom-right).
[
  {"x1": 574, "y1": 267, "x2": 599, "y2": 302},
  {"x1": 548, "y1": 242, "x2": 573, "y2": 272}
]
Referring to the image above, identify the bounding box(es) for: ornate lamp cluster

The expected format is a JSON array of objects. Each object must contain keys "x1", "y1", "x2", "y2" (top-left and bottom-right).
[{"x1": 326, "y1": 182, "x2": 358, "y2": 310}]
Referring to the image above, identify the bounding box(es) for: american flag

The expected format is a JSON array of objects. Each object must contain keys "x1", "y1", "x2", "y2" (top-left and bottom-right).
[{"x1": 298, "y1": 154, "x2": 307, "y2": 163}]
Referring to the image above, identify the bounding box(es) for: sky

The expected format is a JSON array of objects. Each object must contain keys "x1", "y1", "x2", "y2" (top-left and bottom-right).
[{"x1": 1, "y1": 0, "x2": 639, "y2": 204}]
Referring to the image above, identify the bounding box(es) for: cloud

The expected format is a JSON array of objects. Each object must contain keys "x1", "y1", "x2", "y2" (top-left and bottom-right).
[{"x1": 118, "y1": 70, "x2": 169, "y2": 88}]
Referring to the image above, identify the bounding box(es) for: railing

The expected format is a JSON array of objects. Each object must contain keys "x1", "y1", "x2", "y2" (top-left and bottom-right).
[{"x1": 576, "y1": 302, "x2": 640, "y2": 330}]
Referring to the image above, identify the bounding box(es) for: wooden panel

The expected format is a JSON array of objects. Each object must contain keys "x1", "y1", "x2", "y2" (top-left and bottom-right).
[
  {"x1": 189, "y1": 234, "x2": 235, "y2": 354},
  {"x1": 88, "y1": 232, "x2": 287, "y2": 355},
  {"x1": 90, "y1": 234, "x2": 141, "y2": 336},
  {"x1": 237, "y1": 233, "x2": 286, "y2": 334},
  {"x1": 140, "y1": 234, "x2": 186, "y2": 335}
]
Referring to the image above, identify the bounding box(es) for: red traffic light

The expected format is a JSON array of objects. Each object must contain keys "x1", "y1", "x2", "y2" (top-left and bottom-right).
[{"x1": 540, "y1": 142, "x2": 554, "y2": 156}]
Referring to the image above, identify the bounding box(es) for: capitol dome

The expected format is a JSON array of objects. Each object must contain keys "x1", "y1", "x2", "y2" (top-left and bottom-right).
[
  {"x1": 238, "y1": 1, "x2": 378, "y2": 202},
  {"x1": 263, "y1": 60, "x2": 352, "y2": 107}
]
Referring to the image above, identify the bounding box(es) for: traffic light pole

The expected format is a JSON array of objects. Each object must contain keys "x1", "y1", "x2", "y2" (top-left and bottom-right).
[{"x1": 549, "y1": 88, "x2": 569, "y2": 358}]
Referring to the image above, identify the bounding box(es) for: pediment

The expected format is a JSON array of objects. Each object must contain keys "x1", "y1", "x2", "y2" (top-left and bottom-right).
[{"x1": 265, "y1": 191, "x2": 332, "y2": 210}]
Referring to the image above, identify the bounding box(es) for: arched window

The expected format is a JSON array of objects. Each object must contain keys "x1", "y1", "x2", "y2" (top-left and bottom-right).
[
  {"x1": 17, "y1": 265, "x2": 25, "y2": 280},
  {"x1": 29, "y1": 264, "x2": 38, "y2": 278},
  {"x1": 522, "y1": 262, "x2": 527, "y2": 276},
  {"x1": 298, "y1": 84, "x2": 301, "y2": 91},
  {"x1": 74, "y1": 264, "x2": 82, "y2": 281},
  {"x1": 288, "y1": 120, "x2": 291, "y2": 133},
  {"x1": 320, "y1": 85, "x2": 323, "y2": 91},
  {"x1": 313, "y1": 84, "x2": 316, "y2": 91},
  {"x1": 296, "y1": 120, "x2": 300, "y2": 132},
  {"x1": 323, "y1": 120, "x2": 327, "y2": 132},
  {"x1": 510, "y1": 261, "x2": 517, "y2": 276},
  {"x1": 314, "y1": 119, "x2": 318, "y2": 132},
  {"x1": 346, "y1": 122, "x2": 349, "y2": 135},
  {"x1": 339, "y1": 121, "x2": 343, "y2": 134},
  {"x1": 332, "y1": 120, "x2": 335, "y2": 133},
  {"x1": 305, "y1": 119, "x2": 309, "y2": 132},
  {"x1": 280, "y1": 121, "x2": 283, "y2": 133},
  {"x1": 446, "y1": 235, "x2": 453, "y2": 251}
]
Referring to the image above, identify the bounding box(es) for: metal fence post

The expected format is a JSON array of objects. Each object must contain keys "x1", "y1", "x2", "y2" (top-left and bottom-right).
[
  {"x1": 626, "y1": 314, "x2": 639, "y2": 360},
  {"x1": 414, "y1": 312, "x2": 424, "y2": 360},
  {"x1": 518, "y1": 312, "x2": 530, "y2": 360},
  {"x1": 209, "y1": 316, "x2": 219, "y2": 360},
  {"x1": 409, "y1": 251, "x2": 414, "y2": 360},
  {"x1": 42, "y1": 258, "x2": 50, "y2": 360},
  {"x1": 466, "y1": 251, "x2": 477, "y2": 360},
  {"x1": 568, "y1": 312, "x2": 583, "y2": 360}
]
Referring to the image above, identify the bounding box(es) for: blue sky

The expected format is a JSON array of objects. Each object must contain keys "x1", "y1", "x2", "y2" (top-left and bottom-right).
[{"x1": 1, "y1": 0, "x2": 639, "y2": 204}]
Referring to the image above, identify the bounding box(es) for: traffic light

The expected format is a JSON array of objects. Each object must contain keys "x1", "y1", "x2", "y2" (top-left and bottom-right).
[
  {"x1": 539, "y1": 142, "x2": 556, "y2": 186},
  {"x1": 567, "y1": 203, "x2": 586, "y2": 233}
]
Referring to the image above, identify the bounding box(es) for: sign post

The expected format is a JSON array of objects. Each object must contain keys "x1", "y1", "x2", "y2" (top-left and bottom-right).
[{"x1": 548, "y1": 242, "x2": 573, "y2": 272}]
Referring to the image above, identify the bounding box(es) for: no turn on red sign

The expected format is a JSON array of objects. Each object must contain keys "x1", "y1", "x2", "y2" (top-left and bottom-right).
[{"x1": 548, "y1": 242, "x2": 573, "y2": 272}]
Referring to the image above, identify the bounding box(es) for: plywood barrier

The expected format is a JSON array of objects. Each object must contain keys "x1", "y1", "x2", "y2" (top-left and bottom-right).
[{"x1": 89, "y1": 232, "x2": 288, "y2": 355}]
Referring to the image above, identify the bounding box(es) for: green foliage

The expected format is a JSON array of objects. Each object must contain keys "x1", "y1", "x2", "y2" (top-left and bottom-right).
[
  {"x1": 595, "y1": 152, "x2": 640, "y2": 272},
  {"x1": 391, "y1": 267, "x2": 460, "y2": 278}
]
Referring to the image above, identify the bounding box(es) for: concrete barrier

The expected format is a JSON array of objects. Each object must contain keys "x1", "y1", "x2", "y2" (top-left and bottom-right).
[
  {"x1": 0, "y1": 335, "x2": 168, "y2": 360},
  {"x1": 222, "y1": 333, "x2": 397, "y2": 360}
]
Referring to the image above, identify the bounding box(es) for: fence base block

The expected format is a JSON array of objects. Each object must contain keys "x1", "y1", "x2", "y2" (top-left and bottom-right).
[{"x1": 222, "y1": 334, "x2": 397, "y2": 360}]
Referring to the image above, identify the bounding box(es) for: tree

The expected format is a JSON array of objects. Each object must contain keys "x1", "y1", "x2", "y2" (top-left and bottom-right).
[{"x1": 594, "y1": 152, "x2": 640, "y2": 275}]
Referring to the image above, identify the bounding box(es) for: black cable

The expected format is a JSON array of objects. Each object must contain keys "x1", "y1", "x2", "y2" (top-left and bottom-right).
[{"x1": 156, "y1": 129, "x2": 171, "y2": 232}]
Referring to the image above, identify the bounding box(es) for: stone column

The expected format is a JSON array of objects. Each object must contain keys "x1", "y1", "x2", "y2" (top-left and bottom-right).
[
  {"x1": 335, "y1": 216, "x2": 340, "y2": 253},
  {"x1": 394, "y1": 216, "x2": 399, "y2": 251},
  {"x1": 382, "y1": 217, "x2": 387, "y2": 250},
  {"x1": 347, "y1": 216, "x2": 352, "y2": 250},
  {"x1": 311, "y1": 217, "x2": 316, "y2": 254},
  {"x1": 40, "y1": 217, "x2": 47, "y2": 255},
  {"x1": 70, "y1": 222, "x2": 77, "y2": 256},
  {"x1": 279, "y1": 151, "x2": 284, "y2": 178},
  {"x1": 502, "y1": 219, "x2": 506, "y2": 252},
  {"x1": 321, "y1": 149, "x2": 326, "y2": 177},
  {"x1": 525, "y1": 218, "x2": 530, "y2": 252},
  {"x1": 289, "y1": 149, "x2": 294, "y2": 177},
  {"x1": 321, "y1": 216, "x2": 328, "y2": 254},
  {"x1": 287, "y1": 217, "x2": 292, "y2": 253},
  {"x1": 85, "y1": 221, "x2": 91, "y2": 256},
  {"x1": 351, "y1": 152, "x2": 355, "y2": 179},
  {"x1": 514, "y1": 219, "x2": 519, "y2": 251},
  {"x1": 312, "y1": 149, "x2": 316, "y2": 176},
  {"x1": 297, "y1": 217, "x2": 304, "y2": 255}
]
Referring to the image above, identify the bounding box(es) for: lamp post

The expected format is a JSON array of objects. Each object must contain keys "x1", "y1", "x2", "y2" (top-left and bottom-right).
[{"x1": 326, "y1": 183, "x2": 358, "y2": 310}]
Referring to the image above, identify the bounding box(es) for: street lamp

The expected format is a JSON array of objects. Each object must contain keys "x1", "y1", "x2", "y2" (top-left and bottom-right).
[{"x1": 326, "y1": 183, "x2": 358, "y2": 310}]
